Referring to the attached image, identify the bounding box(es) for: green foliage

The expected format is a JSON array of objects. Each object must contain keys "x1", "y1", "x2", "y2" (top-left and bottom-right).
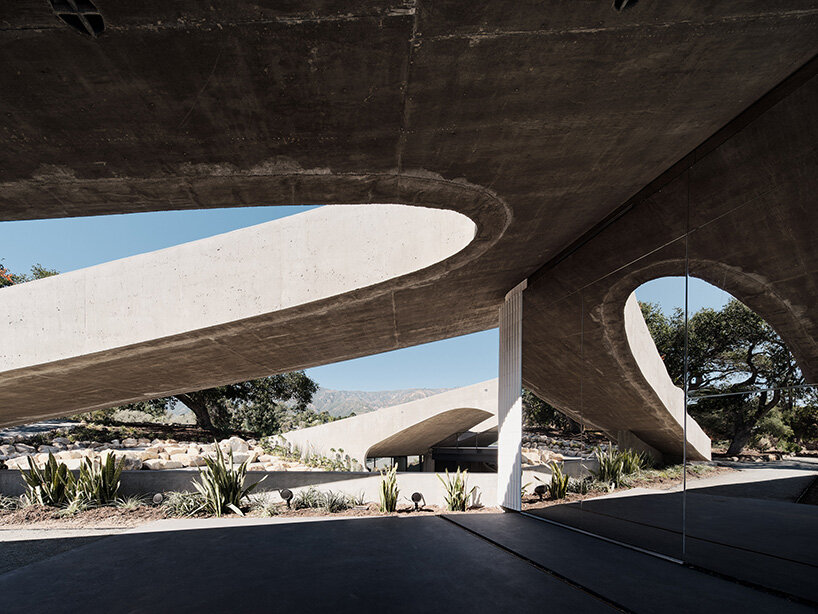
[
  {"x1": 261, "y1": 440, "x2": 358, "y2": 471},
  {"x1": 547, "y1": 462, "x2": 569, "y2": 499},
  {"x1": 0, "y1": 261, "x2": 58, "y2": 287},
  {"x1": 75, "y1": 454, "x2": 125, "y2": 505},
  {"x1": 621, "y1": 449, "x2": 651, "y2": 474},
  {"x1": 320, "y1": 490, "x2": 351, "y2": 513},
  {"x1": 292, "y1": 486, "x2": 324, "y2": 509},
  {"x1": 379, "y1": 465, "x2": 399, "y2": 513},
  {"x1": 115, "y1": 495, "x2": 147, "y2": 511},
  {"x1": 161, "y1": 492, "x2": 206, "y2": 517},
  {"x1": 290, "y1": 487, "x2": 352, "y2": 513},
  {"x1": 0, "y1": 495, "x2": 22, "y2": 511},
  {"x1": 250, "y1": 494, "x2": 281, "y2": 517},
  {"x1": 55, "y1": 498, "x2": 90, "y2": 517},
  {"x1": 192, "y1": 445, "x2": 264, "y2": 517},
  {"x1": 591, "y1": 448, "x2": 625, "y2": 488},
  {"x1": 437, "y1": 468, "x2": 476, "y2": 511},
  {"x1": 640, "y1": 298, "x2": 807, "y2": 455},
  {"x1": 567, "y1": 477, "x2": 590, "y2": 495},
  {"x1": 522, "y1": 389, "x2": 580, "y2": 432},
  {"x1": 19, "y1": 453, "x2": 76, "y2": 507}
]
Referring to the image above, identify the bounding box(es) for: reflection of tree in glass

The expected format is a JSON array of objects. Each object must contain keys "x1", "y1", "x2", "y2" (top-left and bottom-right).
[{"x1": 641, "y1": 299, "x2": 811, "y2": 455}]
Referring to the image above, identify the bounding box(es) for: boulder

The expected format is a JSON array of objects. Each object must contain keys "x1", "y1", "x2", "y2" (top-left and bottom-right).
[
  {"x1": 246, "y1": 463, "x2": 266, "y2": 471},
  {"x1": 143, "y1": 459, "x2": 165, "y2": 470},
  {"x1": 170, "y1": 453, "x2": 192, "y2": 466},
  {"x1": 164, "y1": 446, "x2": 186, "y2": 456},
  {"x1": 187, "y1": 455, "x2": 206, "y2": 467},
  {"x1": 122, "y1": 438, "x2": 138, "y2": 448},
  {"x1": 139, "y1": 450, "x2": 160, "y2": 461},
  {"x1": 258, "y1": 454, "x2": 274, "y2": 463},
  {"x1": 38, "y1": 445, "x2": 60, "y2": 453},
  {"x1": 0, "y1": 444, "x2": 16, "y2": 456},
  {"x1": 227, "y1": 436, "x2": 249, "y2": 454},
  {"x1": 162, "y1": 460, "x2": 184, "y2": 470},
  {"x1": 14, "y1": 443, "x2": 35, "y2": 454}
]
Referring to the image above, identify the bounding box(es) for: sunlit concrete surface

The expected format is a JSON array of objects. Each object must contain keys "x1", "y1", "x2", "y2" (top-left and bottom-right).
[{"x1": 281, "y1": 379, "x2": 496, "y2": 466}]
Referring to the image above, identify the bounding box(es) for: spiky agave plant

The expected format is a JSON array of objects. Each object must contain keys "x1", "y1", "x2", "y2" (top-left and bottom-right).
[
  {"x1": 592, "y1": 447, "x2": 625, "y2": 488},
  {"x1": 19, "y1": 453, "x2": 76, "y2": 507},
  {"x1": 76, "y1": 453, "x2": 125, "y2": 505},
  {"x1": 438, "y1": 468, "x2": 476, "y2": 512},
  {"x1": 193, "y1": 444, "x2": 264, "y2": 517},
  {"x1": 546, "y1": 461, "x2": 569, "y2": 499},
  {"x1": 378, "y1": 464, "x2": 399, "y2": 513}
]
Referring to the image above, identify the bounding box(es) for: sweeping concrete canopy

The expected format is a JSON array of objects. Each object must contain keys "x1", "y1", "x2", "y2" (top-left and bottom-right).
[{"x1": 1, "y1": 2, "x2": 817, "y2": 461}]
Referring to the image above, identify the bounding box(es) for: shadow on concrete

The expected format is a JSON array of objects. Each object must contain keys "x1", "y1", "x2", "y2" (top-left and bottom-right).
[
  {"x1": 0, "y1": 515, "x2": 615, "y2": 613},
  {"x1": 527, "y1": 474, "x2": 818, "y2": 603},
  {"x1": 0, "y1": 534, "x2": 110, "y2": 575}
]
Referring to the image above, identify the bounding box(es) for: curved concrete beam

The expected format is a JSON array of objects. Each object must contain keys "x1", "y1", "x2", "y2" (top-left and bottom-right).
[{"x1": 280, "y1": 380, "x2": 497, "y2": 468}]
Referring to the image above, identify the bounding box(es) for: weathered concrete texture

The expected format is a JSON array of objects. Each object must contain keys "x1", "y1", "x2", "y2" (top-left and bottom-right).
[
  {"x1": 281, "y1": 379, "x2": 496, "y2": 465},
  {"x1": 0, "y1": 3, "x2": 816, "y2": 461},
  {"x1": 523, "y1": 66, "x2": 818, "y2": 462}
]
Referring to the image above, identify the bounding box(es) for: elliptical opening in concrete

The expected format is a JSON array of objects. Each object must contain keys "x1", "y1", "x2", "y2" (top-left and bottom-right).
[{"x1": 49, "y1": 0, "x2": 104, "y2": 37}]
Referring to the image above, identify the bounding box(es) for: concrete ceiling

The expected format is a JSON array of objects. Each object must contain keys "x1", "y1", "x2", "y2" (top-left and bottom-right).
[{"x1": 0, "y1": 2, "x2": 817, "y2": 431}]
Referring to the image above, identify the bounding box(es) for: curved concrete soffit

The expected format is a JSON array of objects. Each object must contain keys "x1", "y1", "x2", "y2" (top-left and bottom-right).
[
  {"x1": 599, "y1": 263, "x2": 712, "y2": 460},
  {"x1": 364, "y1": 407, "x2": 494, "y2": 459},
  {"x1": 0, "y1": 195, "x2": 499, "y2": 372}
]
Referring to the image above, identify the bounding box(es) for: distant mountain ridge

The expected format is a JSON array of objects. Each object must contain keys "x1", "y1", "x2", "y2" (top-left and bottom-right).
[{"x1": 308, "y1": 387, "x2": 452, "y2": 418}]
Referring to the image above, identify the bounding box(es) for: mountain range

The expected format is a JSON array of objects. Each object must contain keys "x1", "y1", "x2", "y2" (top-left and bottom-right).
[{"x1": 308, "y1": 387, "x2": 451, "y2": 418}]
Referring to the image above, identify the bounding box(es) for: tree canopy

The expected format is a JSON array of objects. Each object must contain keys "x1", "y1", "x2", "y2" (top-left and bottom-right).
[{"x1": 640, "y1": 298, "x2": 810, "y2": 455}]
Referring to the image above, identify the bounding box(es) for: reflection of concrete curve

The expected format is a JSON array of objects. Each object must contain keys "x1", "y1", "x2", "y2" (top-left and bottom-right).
[{"x1": 280, "y1": 380, "x2": 497, "y2": 468}]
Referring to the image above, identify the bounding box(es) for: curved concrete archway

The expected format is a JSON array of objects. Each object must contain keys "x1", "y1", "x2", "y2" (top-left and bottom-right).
[{"x1": 280, "y1": 380, "x2": 497, "y2": 469}]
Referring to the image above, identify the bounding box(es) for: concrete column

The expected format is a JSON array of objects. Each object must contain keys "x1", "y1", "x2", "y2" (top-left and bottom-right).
[{"x1": 497, "y1": 279, "x2": 526, "y2": 510}]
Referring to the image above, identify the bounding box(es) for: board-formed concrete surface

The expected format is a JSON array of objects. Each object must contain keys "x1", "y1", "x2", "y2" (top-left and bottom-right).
[
  {"x1": 281, "y1": 379, "x2": 497, "y2": 466},
  {"x1": 0, "y1": 3, "x2": 816, "y2": 462}
]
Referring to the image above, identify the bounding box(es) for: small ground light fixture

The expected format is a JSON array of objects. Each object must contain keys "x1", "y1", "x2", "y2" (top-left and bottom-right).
[
  {"x1": 411, "y1": 492, "x2": 424, "y2": 511},
  {"x1": 280, "y1": 488, "x2": 293, "y2": 508},
  {"x1": 534, "y1": 485, "x2": 546, "y2": 501},
  {"x1": 152, "y1": 493, "x2": 164, "y2": 505}
]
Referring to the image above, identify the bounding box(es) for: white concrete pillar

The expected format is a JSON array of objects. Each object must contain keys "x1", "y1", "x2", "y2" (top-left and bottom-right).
[{"x1": 497, "y1": 279, "x2": 526, "y2": 510}]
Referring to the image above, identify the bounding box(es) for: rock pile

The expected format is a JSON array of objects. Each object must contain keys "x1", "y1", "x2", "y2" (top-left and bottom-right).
[
  {"x1": 521, "y1": 433, "x2": 612, "y2": 465},
  {"x1": 0, "y1": 436, "x2": 318, "y2": 472}
]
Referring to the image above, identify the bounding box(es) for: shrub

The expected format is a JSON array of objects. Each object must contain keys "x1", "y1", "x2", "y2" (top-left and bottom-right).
[
  {"x1": 161, "y1": 491, "x2": 206, "y2": 517},
  {"x1": 0, "y1": 495, "x2": 22, "y2": 511},
  {"x1": 115, "y1": 495, "x2": 147, "y2": 511},
  {"x1": 547, "y1": 462, "x2": 569, "y2": 499},
  {"x1": 250, "y1": 493, "x2": 281, "y2": 517},
  {"x1": 321, "y1": 490, "x2": 351, "y2": 514},
  {"x1": 19, "y1": 453, "x2": 76, "y2": 507},
  {"x1": 76, "y1": 454, "x2": 125, "y2": 505},
  {"x1": 289, "y1": 487, "x2": 352, "y2": 513},
  {"x1": 620, "y1": 449, "x2": 652, "y2": 474},
  {"x1": 292, "y1": 486, "x2": 323, "y2": 509},
  {"x1": 193, "y1": 445, "x2": 264, "y2": 517},
  {"x1": 567, "y1": 477, "x2": 590, "y2": 495},
  {"x1": 379, "y1": 465, "x2": 399, "y2": 513},
  {"x1": 592, "y1": 447, "x2": 625, "y2": 488},
  {"x1": 438, "y1": 468, "x2": 476, "y2": 512}
]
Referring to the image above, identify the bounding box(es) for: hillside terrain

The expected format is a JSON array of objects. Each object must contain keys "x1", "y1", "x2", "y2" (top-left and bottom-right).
[{"x1": 308, "y1": 388, "x2": 451, "y2": 418}]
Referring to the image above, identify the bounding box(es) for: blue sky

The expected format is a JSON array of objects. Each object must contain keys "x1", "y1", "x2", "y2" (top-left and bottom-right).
[{"x1": 0, "y1": 206, "x2": 729, "y2": 391}]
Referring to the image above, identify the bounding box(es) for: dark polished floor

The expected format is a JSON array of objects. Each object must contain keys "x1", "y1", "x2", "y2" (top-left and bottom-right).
[
  {"x1": 0, "y1": 511, "x2": 812, "y2": 613},
  {"x1": 527, "y1": 474, "x2": 818, "y2": 604}
]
